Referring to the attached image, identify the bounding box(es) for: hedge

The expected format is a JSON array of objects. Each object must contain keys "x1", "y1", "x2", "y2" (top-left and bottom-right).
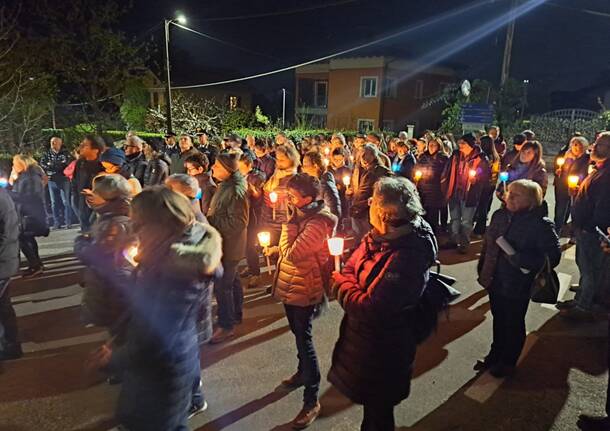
[{"x1": 231, "y1": 128, "x2": 360, "y2": 141}]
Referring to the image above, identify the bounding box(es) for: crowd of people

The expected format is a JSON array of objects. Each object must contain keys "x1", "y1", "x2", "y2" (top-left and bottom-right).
[{"x1": 0, "y1": 125, "x2": 609, "y2": 431}]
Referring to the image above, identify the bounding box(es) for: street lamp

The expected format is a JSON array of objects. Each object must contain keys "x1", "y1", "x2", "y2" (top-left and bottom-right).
[{"x1": 164, "y1": 14, "x2": 187, "y2": 134}]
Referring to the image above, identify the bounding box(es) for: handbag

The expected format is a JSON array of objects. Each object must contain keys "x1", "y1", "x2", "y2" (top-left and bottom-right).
[{"x1": 530, "y1": 256, "x2": 560, "y2": 304}]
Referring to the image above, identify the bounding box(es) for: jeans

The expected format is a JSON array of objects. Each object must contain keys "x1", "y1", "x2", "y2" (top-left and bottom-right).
[
  {"x1": 361, "y1": 404, "x2": 395, "y2": 431},
  {"x1": 77, "y1": 199, "x2": 95, "y2": 232},
  {"x1": 488, "y1": 291, "x2": 530, "y2": 367},
  {"x1": 284, "y1": 304, "x2": 320, "y2": 406},
  {"x1": 214, "y1": 259, "x2": 243, "y2": 330},
  {"x1": 553, "y1": 194, "x2": 571, "y2": 234},
  {"x1": 351, "y1": 217, "x2": 370, "y2": 244},
  {"x1": 449, "y1": 198, "x2": 477, "y2": 247},
  {"x1": 19, "y1": 234, "x2": 42, "y2": 269},
  {"x1": 48, "y1": 177, "x2": 72, "y2": 226},
  {"x1": 0, "y1": 278, "x2": 19, "y2": 354},
  {"x1": 574, "y1": 230, "x2": 608, "y2": 311}
]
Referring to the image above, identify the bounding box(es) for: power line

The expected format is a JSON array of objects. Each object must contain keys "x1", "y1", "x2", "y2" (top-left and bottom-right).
[
  {"x1": 163, "y1": 0, "x2": 494, "y2": 90},
  {"x1": 172, "y1": 22, "x2": 278, "y2": 61},
  {"x1": 193, "y1": 0, "x2": 359, "y2": 22}
]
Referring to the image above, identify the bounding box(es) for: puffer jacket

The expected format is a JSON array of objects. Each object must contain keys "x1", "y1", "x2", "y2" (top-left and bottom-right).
[
  {"x1": 74, "y1": 198, "x2": 133, "y2": 329},
  {"x1": 416, "y1": 151, "x2": 449, "y2": 209},
  {"x1": 328, "y1": 219, "x2": 437, "y2": 406},
  {"x1": 350, "y1": 162, "x2": 391, "y2": 219},
  {"x1": 143, "y1": 154, "x2": 171, "y2": 186},
  {"x1": 320, "y1": 171, "x2": 341, "y2": 219},
  {"x1": 207, "y1": 172, "x2": 249, "y2": 262},
  {"x1": 477, "y1": 205, "x2": 561, "y2": 299},
  {"x1": 11, "y1": 165, "x2": 49, "y2": 237},
  {"x1": 273, "y1": 201, "x2": 337, "y2": 306},
  {"x1": 40, "y1": 148, "x2": 73, "y2": 181},
  {"x1": 112, "y1": 221, "x2": 222, "y2": 431}
]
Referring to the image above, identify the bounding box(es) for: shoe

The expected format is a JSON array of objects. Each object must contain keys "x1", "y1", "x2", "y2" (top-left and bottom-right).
[
  {"x1": 292, "y1": 401, "x2": 321, "y2": 429},
  {"x1": 0, "y1": 345, "x2": 23, "y2": 361},
  {"x1": 22, "y1": 267, "x2": 44, "y2": 278},
  {"x1": 282, "y1": 372, "x2": 304, "y2": 388},
  {"x1": 209, "y1": 327, "x2": 235, "y2": 344},
  {"x1": 473, "y1": 359, "x2": 495, "y2": 371},
  {"x1": 188, "y1": 400, "x2": 208, "y2": 419},
  {"x1": 489, "y1": 364, "x2": 515, "y2": 378},
  {"x1": 556, "y1": 300, "x2": 576, "y2": 310},
  {"x1": 239, "y1": 268, "x2": 252, "y2": 278},
  {"x1": 578, "y1": 414, "x2": 610, "y2": 431},
  {"x1": 560, "y1": 307, "x2": 595, "y2": 321},
  {"x1": 569, "y1": 284, "x2": 580, "y2": 293}
]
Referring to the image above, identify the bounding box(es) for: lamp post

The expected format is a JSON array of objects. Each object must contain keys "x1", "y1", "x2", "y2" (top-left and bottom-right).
[{"x1": 164, "y1": 14, "x2": 187, "y2": 134}]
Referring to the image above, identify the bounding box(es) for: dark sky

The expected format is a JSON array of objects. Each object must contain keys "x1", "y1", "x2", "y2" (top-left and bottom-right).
[{"x1": 125, "y1": 0, "x2": 610, "y2": 116}]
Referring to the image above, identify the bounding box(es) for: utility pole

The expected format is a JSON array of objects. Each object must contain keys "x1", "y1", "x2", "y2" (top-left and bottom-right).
[
  {"x1": 281, "y1": 88, "x2": 286, "y2": 128},
  {"x1": 500, "y1": 0, "x2": 518, "y2": 86},
  {"x1": 164, "y1": 19, "x2": 173, "y2": 134}
]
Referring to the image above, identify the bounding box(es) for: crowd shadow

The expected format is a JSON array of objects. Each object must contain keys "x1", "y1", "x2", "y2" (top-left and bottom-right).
[
  {"x1": 437, "y1": 240, "x2": 484, "y2": 266},
  {"x1": 318, "y1": 290, "x2": 492, "y2": 419},
  {"x1": 398, "y1": 315, "x2": 608, "y2": 431}
]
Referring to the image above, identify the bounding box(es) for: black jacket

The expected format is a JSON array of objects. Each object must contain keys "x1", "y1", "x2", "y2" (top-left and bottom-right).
[
  {"x1": 11, "y1": 166, "x2": 49, "y2": 237},
  {"x1": 196, "y1": 144, "x2": 219, "y2": 167},
  {"x1": 320, "y1": 171, "x2": 341, "y2": 219},
  {"x1": 71, "y1": 158, "x2": 104, "y2": 217},
  {"x1": 351, "y1": 162, "x2": 391, "y2": 219},
  {"x1": 125, "y1": 152, "x2": 148, "y2": 186},
  {"x1": 416, "y1": 151, "x2": 449, "y2": 209},
  {"x1": 572, "y1": 162, "x2": 610, "y2": 232},
  {"x1": 478, "y1": 205, "x2": 561, "y2": 299},
  {"x1": 441, "y1": 147, "x2": 490, "y2": 207},
  {"x1": 0, "y1": 188, "x2": 19, "y2": 279},
  {"x1": 391, "y1": 153, "x2": 416, "y2": 179},
  {"x1": 554, "y1": 154, "x2": 590, "y2": 199},
  {"x1": 40, "y1": 148, "x2": 73, "y2": 182},
  {"x1": 143, "y1": 154, "x2": 171, "y2": 186}
]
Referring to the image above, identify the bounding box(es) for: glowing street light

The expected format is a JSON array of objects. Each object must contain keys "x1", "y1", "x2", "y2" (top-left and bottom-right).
[
  {"x1": 176, "y1": 14, "x2": 187, "y2": 25},
  {"x1": 164, "y1": 13, "x2": 188, "y2": 134},
  {"x1": 327, "y1": 237, "x2": 344, "y2": 272}
]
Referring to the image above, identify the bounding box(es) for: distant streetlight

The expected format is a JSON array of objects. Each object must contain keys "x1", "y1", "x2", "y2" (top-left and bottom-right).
[{"x1": 164, "y1": 14, "x2": 187, "y2": 134}]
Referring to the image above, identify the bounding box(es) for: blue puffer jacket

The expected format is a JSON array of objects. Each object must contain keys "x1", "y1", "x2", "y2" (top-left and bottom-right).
[{"x1": 111, "y1": 222, "x2": 222, "y2": 431}]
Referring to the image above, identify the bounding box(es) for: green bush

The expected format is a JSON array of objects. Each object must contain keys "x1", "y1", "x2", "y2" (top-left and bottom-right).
[{"x1": 231, "y1": 128, "x2": 359, "y2": 141}]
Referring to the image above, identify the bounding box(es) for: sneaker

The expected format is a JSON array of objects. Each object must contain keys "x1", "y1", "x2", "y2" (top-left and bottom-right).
[
  {"x1": 292, "y1": 401, "x2": 321, "y2": 430},
  {"x1": 577, "y1": 414, "x2": 610, "y2": 431},
  {"x1": 569, "y1": 284, "x2": 580, "y2": 293},
  {"x1": 556, "y1": 300, "x2": 576, "y2": 310},
  {"x1": 209, "y1": 327, "x2": 235, "y2": 344},
  {"x1": 473, "y1": 359, "x2": 495, "y2": 371},
  {"x1": 188, "y1": 400, "x2": 208, "y2": 419},
  {"x1": 489, "y1": 364, "x2": 515, "y2": 379},
  {"x1": 282, "y1": 372, "x2": 304, "y2": 388},
  {"x1": 22, "y1": 267, "x2": 44, "y2": 278}
]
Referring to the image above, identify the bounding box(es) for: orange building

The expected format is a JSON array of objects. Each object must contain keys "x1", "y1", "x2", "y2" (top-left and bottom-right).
[{"x1": 295, "y1": 56, "x2": 456, "y2": 133}]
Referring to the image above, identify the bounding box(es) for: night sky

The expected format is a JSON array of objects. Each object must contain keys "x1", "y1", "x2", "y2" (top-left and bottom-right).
[{"x1": 124, "y1": 0, "x2": 610, "y2": 116}]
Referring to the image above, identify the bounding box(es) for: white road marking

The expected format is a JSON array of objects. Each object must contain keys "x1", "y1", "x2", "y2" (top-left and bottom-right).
[
  {"x1": 11, "y1": 285, "x2": 82, "y2": 304},
  {"x1": 541, "y1": 272, "x2": 572, "y2": 310},
  {"x1": 21, "y1": 331, "x2": 108, "y2": 353},
  {"x1": 464, "y1": 334, "x2": 539, "y2": 403},
  {"x1": 14, "y1": 293, "x2": 82, "y2": 317}
]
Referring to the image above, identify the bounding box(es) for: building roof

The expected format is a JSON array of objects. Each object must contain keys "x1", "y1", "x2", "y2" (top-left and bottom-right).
[{"x1": 296, "y1": 56, "x2": 456, "y2": 76}]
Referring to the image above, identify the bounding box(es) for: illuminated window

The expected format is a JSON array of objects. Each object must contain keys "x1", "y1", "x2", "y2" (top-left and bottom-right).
[
  {"x1": 228, "y1": 95, "x2": 240, "y2": 110},
  {"x1": 360, "y1": 77, "x2": 378, "y2": 98}
]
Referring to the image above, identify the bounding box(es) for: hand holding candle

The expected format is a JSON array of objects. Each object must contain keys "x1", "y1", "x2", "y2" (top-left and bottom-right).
[
  {"x1": 269, "y1": 191, "x2": 278, "y2": 220},
  {"x1": 123, "y1": 245, "x2": 139, "y2": 266},
  {"x1": 328, "y1": 237, "x2": 344, "y2": 273},
  {"x1": 568, "y1": 175, "x2": 579, "y2": 189},
  {"x1": 342, "y1": 175, "x2": 351, "y2": 188},
  {"x1": 257, "y1": 231, "x2": 273, "y2": 274},
  {"x1": 556, "y1": 157, "x2": 565, "y2": 168},
  {"x1": 469, "y1": 169, "x2": 477, "y2": 180},
  {"x1": 414, "y1": 170, "x2": 423, "y2": 183},
  {"x1": 0, "y1": 177, "x2": 8, "y2": 188}
]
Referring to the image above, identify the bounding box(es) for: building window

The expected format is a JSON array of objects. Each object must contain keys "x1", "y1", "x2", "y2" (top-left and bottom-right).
[
  {"x1": 360, "y1": 76, "x2": 378, "y2": 98},
  {"x1": 383, "y1": 78, "x2": 398, "y2": 99},
  {"x1": 314, "y1": 81, "x2": 328, "y2": 108},
  {"x1": 415, "y1": 80, "x2": 424, "y2": 99},
  {"x1": 227, "y1": 95, "x2": 240, "y2": 110},
  {"x1": 382, "y1": 120, "x2": 394, "y2": 131},
  {"x1": 357, "y1": 119, "x2": 375, "y2": 132}
]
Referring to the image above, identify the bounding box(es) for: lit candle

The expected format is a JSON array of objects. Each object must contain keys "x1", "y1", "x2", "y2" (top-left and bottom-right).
[
  {"x1": 327, "y1": 237, "x2": 344, "y2": 273},
  {"x1": 499, "y1": 171, "x2": 509, "y2": 183},
  {"x1": 588, "y1": 164, "x2": 595, "y2": 175},
  {"x1": 414, "y1": 170, "x2": 423, "y2": 183},
  {"x1": 257, "y1": 231, "x2": 272, "y2": 275},
  {"x1": 123, "y1": 245, "x2": 139, "y2": 266},
  {"x1": 342, "y1": 175, "x2": 351, "y2": 188},
  {"x1": 0, "y1": 177, "x2": 7, "y2": 188},
  {"x1": 556, "y1": 157, "x2": 565, "y2": 168},
  {"x1": 568, "y1": 175, "x2": 579, "y2": 189},
  {"x1": 269, "y1": 191, "x2": 278, "y2": 221},
  {"x1": 469, "y1": 169, "x2": 477, "y2": 179},
  {"x1": 323, "y1": 158, "x2": 329, "y2": 167},
  {"x1": 324, "y1": 147, "x2": 330, "y2": 156}
]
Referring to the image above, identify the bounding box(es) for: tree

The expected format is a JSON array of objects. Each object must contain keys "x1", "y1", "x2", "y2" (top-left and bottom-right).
[
  {"x1": 120, "y1": 79, "x2": 149, "y2": 130},
  {"x1": 146, "y1": 93, "x2": 223, "y2": 136}
]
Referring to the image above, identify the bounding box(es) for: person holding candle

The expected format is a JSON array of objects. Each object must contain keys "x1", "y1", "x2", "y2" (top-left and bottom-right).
[
  {"x1": 559, "y1": 132, "x2": 610, "y2": 320},
  {"x1": 553, "y1": 136, "x2": 590, "y2": 236},
  {"x1": 477, "y1": 179, "x2": 561, "y2": 377},
  {"x1": 72, "y1": 135, "x2": 105, "y2": 232},
  {"x1": 207, "y1": 152, "x2": 250, "y2": 344},
  {"x1": 184, "y1": 153, "x2": 217, "y2": 216},
  {"x1": 496, "y1": 140, "x2": 547, "y2": 201},
  {"x1": 302, "y1": 151, "x2": 341, "y2": 219},
  {"x1": 263, "y1": 173, "x2": 337, "y2": 429},
  {"x1": 391, "y1": 140, "x2": 416, "y2": 179},
  {"x1": 415, "y1": 137, "x2": 449, "y2": 233},
  {"x1": 262, "y1": 144, "x2": 300, "y2": 245},
  {"x1": 441, "y1": 133, "x2": 490, "y2": 253},
  {"x1": 253, "y1": 139, "x2": 276, "y2": 180},
  {"x1": 501, "y1": 133, "x2": 527, "y2": 170},
  {"x1": 329, "y1": 148, "x2": 353, "y2": 232},
  {"x1": 328, "y1": 176, "x2": 437, "y2": 431},
  {"x1": 473, "y1": 135, "x2": 501, "y2": 236}
]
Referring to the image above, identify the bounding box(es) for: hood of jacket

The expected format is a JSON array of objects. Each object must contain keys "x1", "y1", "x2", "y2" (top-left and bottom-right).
[{"x1": 162, "y1": 221, "x2": 223, "y2": 279}]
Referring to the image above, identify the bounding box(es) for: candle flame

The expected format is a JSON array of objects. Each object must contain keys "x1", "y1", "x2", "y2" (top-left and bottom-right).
[
  {"x1": 257, "y1": 231, "x2": 271, "y2": 247},
  {"x1": 269, "y1": 191, "x2": 278, "y2": 203}
]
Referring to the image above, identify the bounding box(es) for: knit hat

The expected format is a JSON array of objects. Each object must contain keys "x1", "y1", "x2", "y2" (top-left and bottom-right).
[
  {"x1": 100, "y1": 147, "x2": 126, "y2": 166},
  {"x1": 459, "y1": 133, "x2": 477, "y2": 148},
  {"x1": 216, "y1": 151, "x2": 240, "y2": 173},
  {"x1": 92, "y1": 174, "x2": 131, "y2": 201}
]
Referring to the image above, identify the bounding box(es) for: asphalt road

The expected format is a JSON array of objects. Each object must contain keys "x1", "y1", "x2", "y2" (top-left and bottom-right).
[{"x1": 0, "y1": 184, "x2": 607, "y2": 431}]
